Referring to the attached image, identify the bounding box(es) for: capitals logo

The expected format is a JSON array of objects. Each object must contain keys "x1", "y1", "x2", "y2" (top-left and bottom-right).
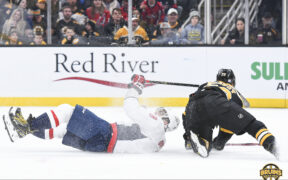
[{"x1": 260, "y1": 163, "x2": 282, "y2": 180}]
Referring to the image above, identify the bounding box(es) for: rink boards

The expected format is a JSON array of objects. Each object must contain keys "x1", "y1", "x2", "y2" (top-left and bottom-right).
[{"x1": 0, "y1": 46, "x2": 287, "y2": 108}]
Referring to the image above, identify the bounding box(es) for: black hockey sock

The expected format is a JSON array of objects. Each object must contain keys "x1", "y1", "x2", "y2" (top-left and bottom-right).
[{"x1": 245, "y1": 120, "x2": 276, "y2": 155}]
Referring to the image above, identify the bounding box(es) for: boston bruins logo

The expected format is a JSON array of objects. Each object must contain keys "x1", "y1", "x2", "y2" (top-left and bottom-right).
[{"x1": 260, "y1": 163, "x2": 282, "y2": 180}]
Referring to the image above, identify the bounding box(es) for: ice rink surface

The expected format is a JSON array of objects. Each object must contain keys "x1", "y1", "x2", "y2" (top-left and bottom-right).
[{"x1": 0, "y1": 106, "x2": 287, "y2": 179}]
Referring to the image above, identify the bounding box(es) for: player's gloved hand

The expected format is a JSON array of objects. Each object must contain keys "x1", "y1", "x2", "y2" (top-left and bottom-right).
[
  {"x1": 183, "y1": 132, "x2": 192, "y2": 150},
  {"x1": 128, "y1": 74, "x2": 145, "y2": 94}
]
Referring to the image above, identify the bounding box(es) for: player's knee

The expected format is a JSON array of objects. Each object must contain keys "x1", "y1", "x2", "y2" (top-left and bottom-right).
[
  {"x1": 54, "y1": 104, "x2": 74, "y2": 123},
  {"x1": 245, "y1": 119, "x2": 266, "y2": 137}
]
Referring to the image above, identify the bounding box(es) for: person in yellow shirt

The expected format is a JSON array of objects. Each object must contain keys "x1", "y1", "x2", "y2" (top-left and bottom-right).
[
  {"x1": 30, "y1": 34, "x2": 47, "y2": 45},
  {"x1": 113, "y1": 16, "x2": 149, "y2": 45},
  {"x1": 4, "y1": 30, "x2": 23, "y2": 45}
]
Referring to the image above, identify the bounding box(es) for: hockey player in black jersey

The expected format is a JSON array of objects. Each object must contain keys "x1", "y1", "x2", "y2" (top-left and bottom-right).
[{"x1": 182, "y1": 69, "x2": 278, "y2": 158}]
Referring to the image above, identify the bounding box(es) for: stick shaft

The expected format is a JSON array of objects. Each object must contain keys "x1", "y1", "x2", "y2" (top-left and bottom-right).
[
  {"x1": 146, "y1": 80, "x2": 200, "y2": 87},
  {"x1": 226, "y1": 143, "x2": 259, "y2": 146}
]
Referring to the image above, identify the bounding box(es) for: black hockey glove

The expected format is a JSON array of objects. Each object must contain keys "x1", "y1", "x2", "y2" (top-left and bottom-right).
[{"x1": 128, "y1": 74, "x2": 145, "y2": 94}]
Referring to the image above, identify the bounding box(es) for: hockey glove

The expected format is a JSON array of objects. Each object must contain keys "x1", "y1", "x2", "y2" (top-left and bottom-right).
[{"x1": 128, "y1": 74, "x2": 145, "y2": 94}]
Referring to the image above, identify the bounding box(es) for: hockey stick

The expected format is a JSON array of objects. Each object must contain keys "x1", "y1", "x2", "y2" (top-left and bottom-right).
[
  {"x1": 226, "y1": 143, "x2": 259, "y2": 146},
  {"x1": 146, "y1": 80, "x2": 200, "y2": 87}
]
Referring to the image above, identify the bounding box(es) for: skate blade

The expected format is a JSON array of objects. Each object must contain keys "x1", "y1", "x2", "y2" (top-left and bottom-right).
[
  {"x1": 190, "y1": 133, "x2": 208, "y2": 158},
  {"x1": 2, "y1": 115, "x2": 20, "y2": 142}
]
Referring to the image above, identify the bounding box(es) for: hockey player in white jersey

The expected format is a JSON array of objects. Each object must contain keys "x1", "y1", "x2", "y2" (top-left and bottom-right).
[{"x1": 3, "y1": 74, "x2": 180, "y2": 153}]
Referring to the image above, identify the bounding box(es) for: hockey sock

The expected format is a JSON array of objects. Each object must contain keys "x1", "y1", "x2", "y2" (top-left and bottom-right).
[{"x1": 245, "y1": 120, "x2": 276, "y2": 154}]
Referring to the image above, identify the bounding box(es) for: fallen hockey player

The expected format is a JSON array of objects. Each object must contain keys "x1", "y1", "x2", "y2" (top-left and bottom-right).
[{"x1": 3, "y1": 74, "x2": 180, "y2": 153}]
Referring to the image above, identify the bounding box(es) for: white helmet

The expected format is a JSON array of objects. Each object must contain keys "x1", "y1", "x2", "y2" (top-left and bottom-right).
[{"x1": 154, "y1": 107, "x2": 180, "y2": 132}]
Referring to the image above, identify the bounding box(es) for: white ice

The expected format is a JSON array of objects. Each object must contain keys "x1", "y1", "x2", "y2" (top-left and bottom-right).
[{"x1": 0, "y1": 107, "x2": 287, "y2": 179}]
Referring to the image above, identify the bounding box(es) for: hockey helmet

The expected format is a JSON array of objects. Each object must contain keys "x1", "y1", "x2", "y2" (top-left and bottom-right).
[
  {"x1": 216, "y1": 68, "x2": 236, "y2": 86},
  {"x1": 155, "y1": 107, "x2": 180, "y2": 132}
]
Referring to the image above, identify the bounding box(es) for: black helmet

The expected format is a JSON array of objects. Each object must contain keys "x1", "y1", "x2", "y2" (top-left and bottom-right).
[{"x1": 216, "y1": 69, "x2": 236, "y2": 86}]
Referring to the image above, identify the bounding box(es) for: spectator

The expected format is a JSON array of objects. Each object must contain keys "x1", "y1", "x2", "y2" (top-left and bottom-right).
[
  {"x1": 158, "y1": 0, "x2": 179, "y2": 16},
  {"x1": 114, "y1": 16, "x2": 149, "y2": 45},
  {"x1": 30, "y1": 33, "x2": 47, "y2": 45},
  {"x1": 221, "y1": 17, "x2": 245, "y2": 45},
  {"x1": 31, "y1": 8, "x2": 46, "y2": 37},
  {"x1": 153, "y1": 8, "x2": 181, "y2": 38},
  {"x1": 253, "y1": 12, "x2": 280, "y2": 45},
  {"x1": 54, "y1": 4, "x2": 82, "y2": 41},
  {"x1": 1, "y1": 8, "x2": 27, "y2": 40},
  {"x1": 22, "y1": 28, "x2": 34, "y2": 44},
  {"x1": 104, "y1": 8, "x2": 126, "y2": 38},
  {"x1": 4, "y1": 29, "x2": 23, "y2": 45},
  {"x1": 150, "y1": 22, "x2": 180, "y2": 45},
  {"x1": 103, "y1": 0, "x2": 120, "y2": 14},
  {"x1": 60, "y1": 27, "x2": 80, "y2": 44},
  {"x1": 59, "y1": 1, "x2": 86, "y2": 25},
  {"x1": 82, "y1": 19, "x2": 103, "y2": 44},
  {"x1": 180, "y1": 10, "x2": 204, "y2": 44},
  {"x1": 17, "y1": 0, "x2": 33, "y2": 29},
  {"x1": 0, "y1": 0, "x2": 16, "y2": 37},
  {"x1": 86, "y1": 0, "x2": 110, "y2": 27},
  {"x1": 35, "y1": 0, "x2": 46, "y2": 18},
  {"x1": 140, "y1": 0, "x2": 165, "y2": 26}
]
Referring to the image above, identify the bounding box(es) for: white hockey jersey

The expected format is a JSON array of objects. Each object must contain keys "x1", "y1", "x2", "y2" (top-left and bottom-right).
[{"x1": 113, "y1": 88, "x2": 166, "y2": 153}]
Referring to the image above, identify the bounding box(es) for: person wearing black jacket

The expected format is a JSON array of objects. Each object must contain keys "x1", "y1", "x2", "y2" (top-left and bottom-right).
[
  {"x1": 182, "y1": 69, "x2": 278, "y2": 159},
  {"x1": 222, "y1": 17, "x2": 245, "y2": 45}
]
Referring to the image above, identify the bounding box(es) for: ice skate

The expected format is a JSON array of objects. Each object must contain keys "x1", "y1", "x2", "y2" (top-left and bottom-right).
[
  {"x1": 7, "y1": 107, "x2": 32, "y2": 139},
  {"x1": 2, "y1": 114, "x2": 20, "y2": 142},
  {"x1": 189, "y1": 132, "x2": 210, "y2": 158}
]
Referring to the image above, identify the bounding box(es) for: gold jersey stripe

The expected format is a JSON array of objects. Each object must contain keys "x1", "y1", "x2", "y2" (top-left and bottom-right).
[
  {"x1": 220, "y1": 127, "x2": 234, "y2": 134},
  {"x1": 255, "y1": 128, "x2": 268, "y2": 139},
  {"x1": 260, "y1": 133, "x2": 273, "y2": 146}
]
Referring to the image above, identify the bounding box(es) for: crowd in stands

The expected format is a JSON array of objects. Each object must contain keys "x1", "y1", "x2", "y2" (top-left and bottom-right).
[{"x1": 0, "y1": 0, "x2": 283, "y2": 46}]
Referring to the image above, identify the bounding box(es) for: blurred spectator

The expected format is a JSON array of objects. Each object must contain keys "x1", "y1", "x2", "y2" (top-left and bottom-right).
[
  {"x1": 22, "y1": 28, "x2": 34, "y2": 43},
  {"x1": 103, "y1": 0, "x2": 120, "y2": 14},
  {"x1": 158, "y1": 0, "x2": 181, "y2": 18},
  {"x1": 4, "y1": 29, "x2": 23, "y2": 45},
  {"x1": 67, "y1": 0, "x2": 85, "y2": 14},
  {"x1": 140, "y1": 0, "x2": 165, "y2": 26},
  {"x1": 153, "y1": 8, "x2": 181, "y2": 38},
  {"x1": 36, "y1": 0, "x2": 46, "y2": 18},
  {"x1": 150, "y1": 22, "x2": 180, "y2": 45},
  {"x1": 113, "y1": 16, "x2": 149, "y2": 45},
  {"x1": 86, "y1": 0, "x2": 110, "y2": 27},
  {"x1": 1, "y1": 8, "x2": 27, "y2": 39},
  {"x1": 120, "y1": 0, "x2": 128, "y2": 21},
  {"x1": 104, "y1": 8, "x2": 126, "y2": 38},
  {"x1": 31, "y1": 8, "x2": 46, "y2": 37},
  {"x1": 30, "y1": 33, "x2": 46, "y2": 45},
  {"x1": 60, "y1": 27, "x2": 80, "y2": 44},
  {"x1": 0, "y1": 0, "x2": 16, "y2": 35},
  {"x1": 51, "y1": 0, "x2": 60, "y2": 26},
  {"x1": 59, "y1": 1, "x2": 86, "y2": 25},
  {"x1": 17, "y1": 0, "x2": 33, "y2": 28},
  {"x1": 221, "y1": 17, "x2": 245, "y2": 45},
  {"x1": 55, "y1": 4, "x2": 82, "y2": 41},
  {"x1": 180, "y1": 10, "x2": 204, "y2": 44},
  {"x1": 82, "y1": 19, "x2": 103, "y2": 44},
  {"x1": 253, "y1": 12, "x2": 280, "y2": 45}
]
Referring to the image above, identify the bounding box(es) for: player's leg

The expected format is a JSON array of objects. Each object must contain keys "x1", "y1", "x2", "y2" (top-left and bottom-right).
[
  {"x1": 212, "y1": 128, "x2": 233, "y2": 150},
  {"x1": 244, "y1": 119, "x2": 277, "y2": 157},
  {"x1": 6, "y1": 104, "x2": 74, "y2": 139},
  {"x1": 217, "y1": 101, "x2": 277, "y2": 157}
]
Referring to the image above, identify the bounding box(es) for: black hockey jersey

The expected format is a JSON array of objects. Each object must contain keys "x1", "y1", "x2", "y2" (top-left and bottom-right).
[{"x1": 197, "y1": 81, "x2": 249, "y2": 107}]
